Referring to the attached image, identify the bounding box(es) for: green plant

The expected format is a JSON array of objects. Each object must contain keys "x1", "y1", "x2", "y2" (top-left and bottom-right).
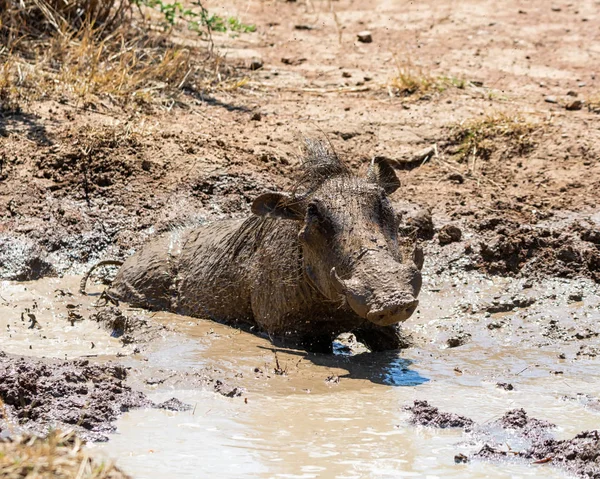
[{"x1": 134, "y1": 0, "x2": 256, "y2": 36}]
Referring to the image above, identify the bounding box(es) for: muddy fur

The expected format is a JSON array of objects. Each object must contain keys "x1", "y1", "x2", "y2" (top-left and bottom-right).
[{"x1": 107, "y1": 140, "x2": 422, "y2": 352}]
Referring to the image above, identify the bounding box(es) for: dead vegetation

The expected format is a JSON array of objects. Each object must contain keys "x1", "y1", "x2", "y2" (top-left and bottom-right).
[
  {"x1": 0, "y1": 430, "x2": 129, "y2": 478},
  {"x1": 0, "y1": 0, "x2": 247, "y2": 111},
  {"x1": 388, "y1": 62, "x2": 467, "y2": 98},
  {"x1": 447, "y1": 113, "x2": 542, "y2": 163}
]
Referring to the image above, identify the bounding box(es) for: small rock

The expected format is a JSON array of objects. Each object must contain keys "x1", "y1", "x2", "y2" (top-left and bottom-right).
[
  {"x1": 438, "y1": 224, "x2": 462, "y2": 245},
  {"x1": 342, "y1": 71, "x2": 352, "y2": 78},
  {"x1": 251, "y1": 112, "x2": 262, "y2": 121},
  {"x1": 294, "y1": 24, "x2": 313, "y2": 30},
  {"x1": 249, "y1": 59, "x2": 263, "y2": 71},
  {"x1": 567, "y1": 90, "x2": 578, "y2": 97},
  {"x1": 281, "y1": 57, "x2": 306, "y2": 66},
  {"x1": 496, "y1": 382, "x2": 515, "y2": 391},
  {"x1": 447, "y1": 333, "x2": 470, "y2": 348},
  {"x1": 544, "y1": 96, "x2": 558, "y2": 104},
  {"x1": 551, "y1": 6, "x2": 561, "y2": 11},
  {"x1": 568, "y1": 292, "x2": 583, "y2": 302},
  {"x1": 454, "y1": 453, "x2": 469, "y2": 464},
  {"x1": 448, "y1": 172, "x2": 464, "y2": 184},
  {"x1": 357, "y1": 31, "x2": 372, "y2": 43},
  {"x1": 578, "y1": 82, "x2": 586, "y2": 87},
  {"x1": 566, "y1": 100, "x2": 583, "y2": 111}
]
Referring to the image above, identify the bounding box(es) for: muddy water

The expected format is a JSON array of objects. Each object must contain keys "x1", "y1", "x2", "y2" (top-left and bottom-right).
[
  {"x1": 0, "y1": 277, "x2": 133, "y2": 358},
  {"x1": 2, "y1": 274, "x2": 599, "y2": 478}
]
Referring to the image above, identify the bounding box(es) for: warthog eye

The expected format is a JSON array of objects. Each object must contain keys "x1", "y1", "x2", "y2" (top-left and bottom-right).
[{"x1": 307, "y1": 201, "x2": 336, "y2": 234}]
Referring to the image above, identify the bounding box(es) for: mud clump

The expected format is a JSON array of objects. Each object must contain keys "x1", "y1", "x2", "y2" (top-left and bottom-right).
[
  {"x1": 156, "y1": 397, "x2": 193, "y2": 411},
  {"x1": 0, "y1": 352, "x2": 151, "y2": 441},
  {"x1": 438, "y1": 224, "x2": 462, "y2": 245},
  {"x1": 404, "y1": 400, "x2": 474, "y2": 429},
  {"x1": 475, "y1": 219, "x2": 600, "y2": 282},
  {"x1": 524, "y1": 430, "x2": 600, "y2": 479},
  {"x1": 477, "y1": 408, "x2": 597, "y2": 479},
  {"x1": 395, "y1": 201, "x2": 434, "y2": 240},
  {"x1": 493, "y1": 408, "x2": 554, "y2": 439}
]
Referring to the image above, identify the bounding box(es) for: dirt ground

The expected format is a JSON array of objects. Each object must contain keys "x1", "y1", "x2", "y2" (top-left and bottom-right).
[{"x1": 1, "y1": 0, "x2": 599, "y2": 477}]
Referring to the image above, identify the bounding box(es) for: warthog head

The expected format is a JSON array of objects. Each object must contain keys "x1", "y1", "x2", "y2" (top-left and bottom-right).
[{"x1": 252, "y1": 140, "x2": 422, "y2": 326}]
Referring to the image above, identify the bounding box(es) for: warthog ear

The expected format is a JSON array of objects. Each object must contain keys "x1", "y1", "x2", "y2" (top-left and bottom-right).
[
  {"x1": 252, "y1": 192, "x2": 305, "y2": 220},
  {"x1": 367, "y1": 156, "x2": 401, "y2": 195}
]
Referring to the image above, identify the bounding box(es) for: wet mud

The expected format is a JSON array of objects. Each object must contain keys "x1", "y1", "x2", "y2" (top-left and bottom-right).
[
  {"x1": 0, "y1": 352, "x2": 150, "y2": 441},
  {"x1": 406, "y1": 401, "x2": 600, "y2": 478}
]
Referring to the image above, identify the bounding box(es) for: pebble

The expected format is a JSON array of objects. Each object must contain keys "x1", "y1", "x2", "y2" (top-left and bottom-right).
[
  {"x1": 447, "y1": 173, "x2": 464, "y2": 184},
  {"x1": 544, "y1": 96, "x2": 558, "y2": 103},
  {"x1": 357, "y1": 31, "x2": 373, "y2": 43},
  {"x1": 567, "y1": 90, "x2": 578, "y2": 97},
  {"x1": 249, "y1": 60, "x2": 263, "y2": 71},
  {"x1": 566, "y1": 100, "x2": 583, "y2": 111}
]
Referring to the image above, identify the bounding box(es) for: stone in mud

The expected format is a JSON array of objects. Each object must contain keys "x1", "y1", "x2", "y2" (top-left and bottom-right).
[
  {"x1": 404, "y1": 400, "x2": 474, "y2": 430},
  {"x1": 102, "y1": 140, "x2": 423, "y2": 353},
  {"x1": 438, "y1": 224, "x2": 462, "y2": 245},
  {"x1": 496, "y1": 382, "x2": 514, "y2": 391},
  {"x1": 447, "y1": 332, "x2": 471, "y2": 348}
]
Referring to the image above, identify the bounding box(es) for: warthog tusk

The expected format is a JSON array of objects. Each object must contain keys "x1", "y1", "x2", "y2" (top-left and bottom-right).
[{"x1": 330, "y1": 267, "x2": 347, "y2": 295}]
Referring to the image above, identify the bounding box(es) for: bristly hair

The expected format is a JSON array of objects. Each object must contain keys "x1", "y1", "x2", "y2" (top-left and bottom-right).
[{"x1": 293, "y1": 138, "x2": 351, "y2": 197}]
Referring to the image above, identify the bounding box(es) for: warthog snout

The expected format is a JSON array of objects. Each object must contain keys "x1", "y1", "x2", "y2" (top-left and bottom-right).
[
  {"x1": 365, "y1": 296, "x2": 419, "y2": 325},
  {"x1": 331, "y1": 262, "x2": 421, "y2": 326}
]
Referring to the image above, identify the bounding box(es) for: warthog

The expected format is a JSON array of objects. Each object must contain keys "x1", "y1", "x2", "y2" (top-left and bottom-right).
[{"x1": 82, "y1": 140, "x2": 423, "y2": 352}]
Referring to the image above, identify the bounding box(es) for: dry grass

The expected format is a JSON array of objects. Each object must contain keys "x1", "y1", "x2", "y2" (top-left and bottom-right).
[
  {"x1": 449, "y1": 113, "x2": 541, "y2": 163},
  {"x1": 0, "y1": 0, "x2": 129, "y2": 40},
  {"x1": 388, "y1": 66, "x2": 437, "y2": 97},
  {"x1": 388, "y1": 66, "x2": 467, "y2": 98},
  {"x1": 0, "y1": 430, "x2": 129, "y2": 479},
  {"x1": 0, "y1": 0, "x2": 245, "y2": 111}
]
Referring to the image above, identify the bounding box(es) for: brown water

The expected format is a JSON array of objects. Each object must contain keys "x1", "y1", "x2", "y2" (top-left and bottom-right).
[{"x1": 2, "y1": 275, "x2": 599, "y2": 478}]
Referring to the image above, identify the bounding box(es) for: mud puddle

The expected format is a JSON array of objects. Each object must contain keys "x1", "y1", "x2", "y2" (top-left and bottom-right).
[
  {"x1": 2, "y1": 273, "x2": 600, "y2": 478},
  {"x1": 0, "y1": 277, "x2": 135, "y2": 358}
]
